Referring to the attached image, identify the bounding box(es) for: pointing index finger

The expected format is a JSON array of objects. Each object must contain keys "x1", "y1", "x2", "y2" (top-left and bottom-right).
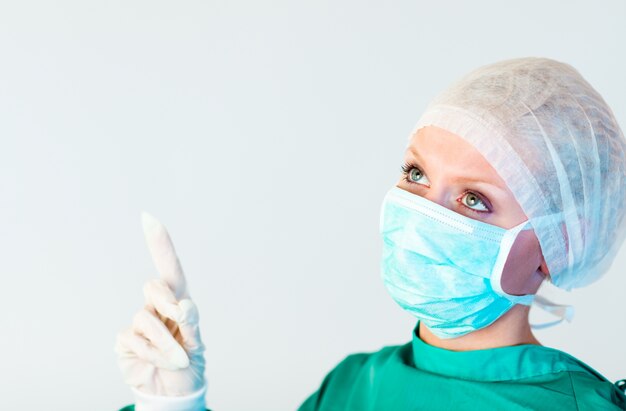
[{"x1": 141, "y1": 211, "x2": 190, "y2": 300}]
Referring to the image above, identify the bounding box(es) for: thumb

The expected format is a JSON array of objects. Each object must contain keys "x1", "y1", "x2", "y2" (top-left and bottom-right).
[
  {"x1": 177, "y1": 298, "x2": 206, "y2": 354},
  {"x1": 141, "y1": 211, "x2": 190, "y2": 300}
]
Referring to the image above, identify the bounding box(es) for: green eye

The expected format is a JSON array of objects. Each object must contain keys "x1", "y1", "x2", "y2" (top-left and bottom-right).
[
  {"x1": 461, "y1": 192, "x2": 489, "y2": 212},
  {"x1": 409, "y1": 168, "x2": 423, "y2": 182},
  {"x1": 401, "y1": 163, "x2": 430, "y2": 186}
]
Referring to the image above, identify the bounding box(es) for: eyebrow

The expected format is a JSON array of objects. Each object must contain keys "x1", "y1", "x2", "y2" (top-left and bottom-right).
[{"x1": 406, "y1": 146, "x2": 506, "y2": 190}]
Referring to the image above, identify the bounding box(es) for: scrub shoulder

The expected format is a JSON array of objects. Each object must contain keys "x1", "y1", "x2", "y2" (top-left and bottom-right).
[
  {"x1": 296, "y1": 342, "x2": 626, "y2": 411},
  {"x1": 297, "y1": 343, "x2": 408, "y2": 411},
  {"x1": 568, "y1": 371, "x2": 626, "y2": 410}
]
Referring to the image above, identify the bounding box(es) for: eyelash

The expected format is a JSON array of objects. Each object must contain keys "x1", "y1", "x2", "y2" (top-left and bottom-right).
[{"x1": 400, "y1": 162, "x2": 492, "y2": 215}]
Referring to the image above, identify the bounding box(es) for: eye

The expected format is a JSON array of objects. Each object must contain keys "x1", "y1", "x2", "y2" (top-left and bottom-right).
[
  {"x1": 401, "y1": 163, "x2": 430, "y2": 187},
  {"x1": 458, "y1": 191, "x2": 490, "y2": 213},
  {"x1": 400, "y1": 162, "x2": 493, "y2": 215}
]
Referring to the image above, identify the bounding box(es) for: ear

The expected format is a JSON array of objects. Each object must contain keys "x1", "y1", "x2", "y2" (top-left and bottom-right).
[
  {"x1": 538, "y1": 256, "x2": 551, "y2": 282},
  {"x1": 538, "y1": 218, "x2": 572, "y2": 284}
]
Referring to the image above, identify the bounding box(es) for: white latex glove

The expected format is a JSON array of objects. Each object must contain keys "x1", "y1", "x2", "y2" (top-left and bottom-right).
[{"x1": 115, "y1": 212, "x2": 207, "y2": 403}]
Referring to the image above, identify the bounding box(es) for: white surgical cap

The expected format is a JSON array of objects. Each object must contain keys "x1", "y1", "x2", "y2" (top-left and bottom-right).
[{"x1": 410, "y1": 57, "x2": 626, "y2": 291}]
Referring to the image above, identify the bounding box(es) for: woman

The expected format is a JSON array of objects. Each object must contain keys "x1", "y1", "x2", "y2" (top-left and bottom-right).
[{"x1": 115, "y1": 57, "x2": 626, "y2": 410}]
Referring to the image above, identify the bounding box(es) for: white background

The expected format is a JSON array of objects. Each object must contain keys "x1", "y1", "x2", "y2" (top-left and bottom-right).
[{"x1": 1, "y1": 1, "x2": 625, "y2": 410}]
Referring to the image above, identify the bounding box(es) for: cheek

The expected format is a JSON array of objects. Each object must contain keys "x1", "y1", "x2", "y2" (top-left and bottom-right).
[{"x1": 500, "y1": 230, "x2": 544, "y2": 295}]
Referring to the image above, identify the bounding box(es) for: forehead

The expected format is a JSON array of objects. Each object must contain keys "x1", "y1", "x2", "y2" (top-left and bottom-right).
[
  {"x1": 408, "y1": 126, "x2": 486, "y2": 160},
  {"x1": 406, "y1": 126, "x2": 507, "y2": 187}
]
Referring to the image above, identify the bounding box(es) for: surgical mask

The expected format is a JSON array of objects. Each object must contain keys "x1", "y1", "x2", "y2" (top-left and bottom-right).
[{"x1": 380, "y1": 185, "x2": 574, "y2": 339}]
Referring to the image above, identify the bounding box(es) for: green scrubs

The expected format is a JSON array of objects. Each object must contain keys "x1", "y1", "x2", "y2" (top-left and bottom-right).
[
  {"x1": 298, "y1": 321, "x2": 626, "y2": 410},
  {"x1": 118, "y1": 320, "x2": 626, "y2": 410}
]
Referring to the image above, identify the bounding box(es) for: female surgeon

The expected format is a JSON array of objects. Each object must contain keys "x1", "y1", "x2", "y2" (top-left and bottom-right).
[{"x1": 115, "y1": 57, "x2": 626, "y2": 410}]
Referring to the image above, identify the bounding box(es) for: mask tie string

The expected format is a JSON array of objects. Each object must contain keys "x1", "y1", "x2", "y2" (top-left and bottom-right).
[{"x1": 530, "y1": 294, "x2": 575, "y2": 330}]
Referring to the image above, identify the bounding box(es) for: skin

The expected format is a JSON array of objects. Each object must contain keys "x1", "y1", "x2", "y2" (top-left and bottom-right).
[{"x1": 397, "y1": 125, "x2": 551, "y2": 351}]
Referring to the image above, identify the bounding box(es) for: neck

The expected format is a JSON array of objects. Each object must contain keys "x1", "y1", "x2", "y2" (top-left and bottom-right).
[{"x1": 419, "y1": 304, "x2": 542, "y2": 351}]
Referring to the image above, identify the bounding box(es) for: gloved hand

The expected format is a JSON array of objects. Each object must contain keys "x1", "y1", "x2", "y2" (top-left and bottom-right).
[{"x1": 115, "y1": 212, "x2": 207, "y2": 398}]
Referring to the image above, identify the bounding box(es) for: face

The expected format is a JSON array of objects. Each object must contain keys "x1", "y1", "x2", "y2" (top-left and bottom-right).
[{"x1": 397, "y1": 125, "x2": 549, "y2": 295}]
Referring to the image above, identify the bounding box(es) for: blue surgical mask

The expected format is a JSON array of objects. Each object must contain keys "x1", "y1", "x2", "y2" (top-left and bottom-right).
[{"x1": 379, "y1": 185, "x2": 571, "y2": 339}]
